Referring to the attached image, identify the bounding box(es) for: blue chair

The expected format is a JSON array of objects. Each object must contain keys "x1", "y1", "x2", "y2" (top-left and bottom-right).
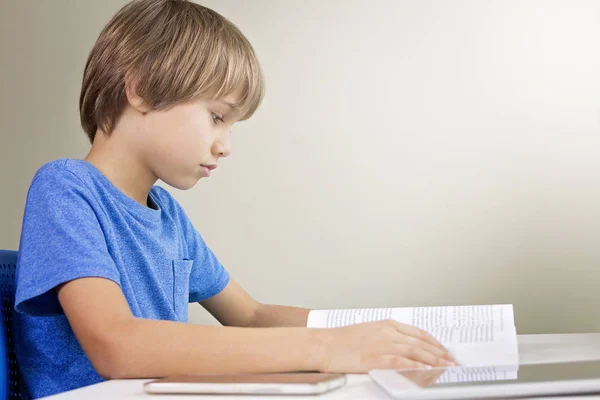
[{"x1": 0, "y1": 250, "x2": 28, "y2": 400}]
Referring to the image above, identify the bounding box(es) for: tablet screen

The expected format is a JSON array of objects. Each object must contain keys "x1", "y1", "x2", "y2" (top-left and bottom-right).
[{"x1": 395, "y1": 360, "x2": 600, "y2": 388}]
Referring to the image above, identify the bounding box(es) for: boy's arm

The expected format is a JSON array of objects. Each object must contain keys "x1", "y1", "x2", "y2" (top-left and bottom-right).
[
  {"x1": 58, "y1": 277, "x2": 455, "y2": 379},
  {"x1": 57, "y1": 277, "x2": 324, "y2": 379},
  {"x1": 200, "y1": 279, "x2": 310, "y2": 328}
]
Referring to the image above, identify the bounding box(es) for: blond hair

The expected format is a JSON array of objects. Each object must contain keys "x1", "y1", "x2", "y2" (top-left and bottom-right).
[{"x1": 80, "y1": 0, "x2": 264, "y2": 143}]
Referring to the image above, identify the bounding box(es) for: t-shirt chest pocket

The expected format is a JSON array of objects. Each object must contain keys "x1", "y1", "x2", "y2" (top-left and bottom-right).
[{"x1": 172, "y1": 259, "x2": 194, "y2": 322}]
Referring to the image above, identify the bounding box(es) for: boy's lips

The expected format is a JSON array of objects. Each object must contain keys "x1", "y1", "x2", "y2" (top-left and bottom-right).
[{"x1": 200, "y1": 164, "x2": 217, "y2": 177}]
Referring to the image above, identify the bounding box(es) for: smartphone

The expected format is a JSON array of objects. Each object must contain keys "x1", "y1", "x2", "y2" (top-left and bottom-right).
[{"x1": 143, "y1": 372, "x2": 347, "y2": 395}]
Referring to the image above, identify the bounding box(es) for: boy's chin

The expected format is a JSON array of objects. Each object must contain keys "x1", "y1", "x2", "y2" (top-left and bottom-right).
[{"x1": 161, "y1": 175, "x2": 200, "y2": 191}]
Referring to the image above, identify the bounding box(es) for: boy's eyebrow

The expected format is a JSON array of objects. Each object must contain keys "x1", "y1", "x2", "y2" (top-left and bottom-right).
[{"x1": 216, "y1": 100, "x2": 238, "y2": 110}]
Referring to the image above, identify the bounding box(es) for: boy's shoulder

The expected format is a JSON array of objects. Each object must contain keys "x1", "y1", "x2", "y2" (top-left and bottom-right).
[
  {"x1": 32, "y1": 157, "x2": 73, "y2": 179},
  {"x1": 28, "y1": 158, "x2": 88, "y2": 196},
  {"x1": 27, "y1": 158, "x2": 117, "y2": 207},
  {"x1": 28, "y1": 158, "x2": 192, "y2": 226},
  {"x1": 31, "y1": 158, "x2": 97, "y2": 188},
  {"x1": 31, "y1": 158, "x2": 166, "y2": 197}
]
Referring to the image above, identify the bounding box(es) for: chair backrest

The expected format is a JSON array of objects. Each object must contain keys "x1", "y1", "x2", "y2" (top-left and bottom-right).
[{"x1": 0, "y1": 250, "x2": 28, "y2": 400}]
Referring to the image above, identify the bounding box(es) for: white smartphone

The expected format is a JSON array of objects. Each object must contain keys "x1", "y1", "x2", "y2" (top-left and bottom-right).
[{"x1": 143, "y1": 372, "x2": 347, "y2": 395}]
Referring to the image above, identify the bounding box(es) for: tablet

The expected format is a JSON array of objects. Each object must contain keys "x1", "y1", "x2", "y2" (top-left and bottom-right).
[
  {"x1": 369, "y1": 360, "x2": 600, "y2": 400},
  {"x1": 143, "y1": 373, "x2": 346, "y2": 395}
]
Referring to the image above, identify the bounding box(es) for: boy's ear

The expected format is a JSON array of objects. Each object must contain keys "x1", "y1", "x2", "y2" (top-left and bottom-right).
[{"x1": 124, "y1": 76, "x2": 152, "y2": 113}]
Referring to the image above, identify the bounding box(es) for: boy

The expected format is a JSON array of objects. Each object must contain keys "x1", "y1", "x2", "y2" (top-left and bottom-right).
[{"x1": 14, "y1": 0, "x2": 455, "y2": 398}]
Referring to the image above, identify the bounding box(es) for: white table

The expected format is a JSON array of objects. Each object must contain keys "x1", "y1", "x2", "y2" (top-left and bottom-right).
[{"x1": 44, "y1": 333, "x2": 600, "y2": 400}]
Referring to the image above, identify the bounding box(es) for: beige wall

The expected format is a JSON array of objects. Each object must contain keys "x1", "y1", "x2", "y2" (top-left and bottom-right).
[{"x1": 1, "y1": 0, "x2": 599, "y2": 334}]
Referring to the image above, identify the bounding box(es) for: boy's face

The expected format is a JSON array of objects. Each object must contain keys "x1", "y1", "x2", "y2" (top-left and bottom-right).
[{"x1": 132, "y1": 94, "x2": 240, "y2": 190}]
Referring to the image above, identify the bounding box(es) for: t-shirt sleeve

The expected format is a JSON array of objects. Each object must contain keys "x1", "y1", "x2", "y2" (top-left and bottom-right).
[
  {"x1": 15, "y1": 167, "x2": 121, "y2": 316},
  {"x1": 187, "y1": 229, "x2": 230, "y2": 303}
]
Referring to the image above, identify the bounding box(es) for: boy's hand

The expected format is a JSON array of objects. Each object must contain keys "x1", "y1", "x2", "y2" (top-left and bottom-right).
[{"x1": 319, "y1": 320, "x2": 457, "y2": 373}]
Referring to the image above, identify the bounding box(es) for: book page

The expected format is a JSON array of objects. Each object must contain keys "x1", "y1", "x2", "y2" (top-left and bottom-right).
[
  {"x1": 434, "y1": 365, "x2": 518, "y2": 384},
  {"x1": 307, "y1": 305, "x2": 514, "y2": 340},
  {"x1": 411, "y1": 305, "x2": 516, "y2": 344},
  {"x1": 447, "y1": 342, "x2": 519, "y2": 366},
  {"x1": 306, "y1": 305, "x2": 518, "y2": 366}
]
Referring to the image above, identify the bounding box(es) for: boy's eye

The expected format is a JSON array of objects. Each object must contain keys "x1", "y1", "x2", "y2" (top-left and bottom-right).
[{"x1": 211, "y1": 112, "x2": 224, "y2": 124}]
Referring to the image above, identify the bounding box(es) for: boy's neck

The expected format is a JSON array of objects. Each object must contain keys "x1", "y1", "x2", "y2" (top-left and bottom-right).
[{"x1": 85, "y1": 131, "x2": 158, "y2": 208}]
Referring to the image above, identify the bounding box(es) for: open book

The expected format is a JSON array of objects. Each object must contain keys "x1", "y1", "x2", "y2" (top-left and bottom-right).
[{"x1": 307, "y1": 304, "x2": 519, "y2": 369}]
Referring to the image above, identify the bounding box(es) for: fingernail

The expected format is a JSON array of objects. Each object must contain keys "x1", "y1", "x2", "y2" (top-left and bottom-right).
[{"x1": 446, "y1": 361, "x2": 457, "y2": 367}]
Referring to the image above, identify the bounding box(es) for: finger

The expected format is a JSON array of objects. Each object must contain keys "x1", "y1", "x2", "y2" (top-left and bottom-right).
[
  {"x1": 401, "y1": 335, "x2": 457, "y2": 363},
  {"x1": 394, "y1": 343, "x2": 454, "y2": 368},
  {"x1": 423, "y1": 369, "x2": 445, "y2": 386},
  {"x1": 390, "y1": 356, "x2": 431, "y2": 370},
  {"x1": 386, "y1": 321, "x2": 447, "y2": 352}
]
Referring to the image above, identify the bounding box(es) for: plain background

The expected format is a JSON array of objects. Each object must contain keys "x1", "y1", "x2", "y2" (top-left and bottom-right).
[{"x1": 1, "y1": 0, "x2": 599, "y2": 333}]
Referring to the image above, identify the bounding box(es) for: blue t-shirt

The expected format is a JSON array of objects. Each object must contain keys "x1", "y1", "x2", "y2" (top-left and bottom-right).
[{"x1": 14, "y1": 158, "x2": 230, "y2": 399}]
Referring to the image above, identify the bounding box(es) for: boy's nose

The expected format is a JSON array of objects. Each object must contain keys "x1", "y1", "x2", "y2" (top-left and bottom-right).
[{"x1": 213, "y1": 138, "x2": 231, "y2": 158}]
